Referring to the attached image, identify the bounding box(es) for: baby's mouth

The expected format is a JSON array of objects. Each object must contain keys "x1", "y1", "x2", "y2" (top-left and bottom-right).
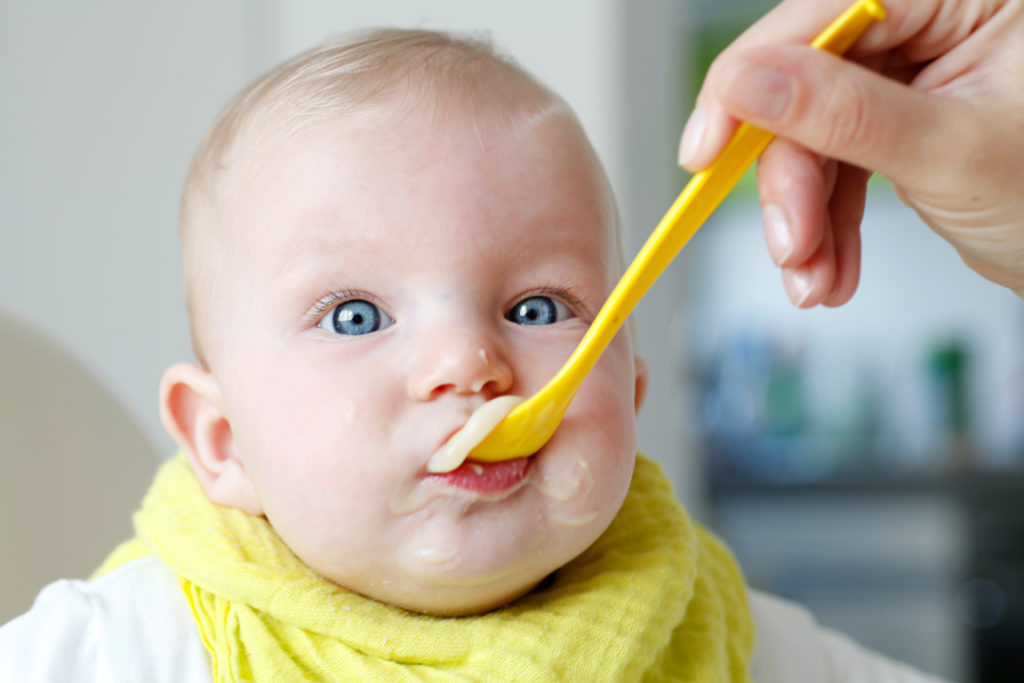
[
  {"x1": 391, "y1": 454, "x2": 532, "y2": 518},
  {"x1": 425, "y1": 457, "x2": 531, "y2": 495},
  {"x1": 426, "y1": 395, "x2": 525, "y2": 473}
]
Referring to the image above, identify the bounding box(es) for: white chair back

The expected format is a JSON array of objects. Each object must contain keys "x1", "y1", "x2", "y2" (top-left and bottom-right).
[{"x1": 0, "y1": 308, "x2": 160, "y2": 622}]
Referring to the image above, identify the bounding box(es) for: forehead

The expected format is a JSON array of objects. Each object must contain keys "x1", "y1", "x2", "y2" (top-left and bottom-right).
[{"x1": 221, "y1": 95, "x2": 620, "y2": 279}]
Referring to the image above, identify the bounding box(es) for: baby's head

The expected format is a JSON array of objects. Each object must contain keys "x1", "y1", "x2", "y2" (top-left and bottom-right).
[{"x1": 161, "y1": 29, "x2": 647, "y2": 615}]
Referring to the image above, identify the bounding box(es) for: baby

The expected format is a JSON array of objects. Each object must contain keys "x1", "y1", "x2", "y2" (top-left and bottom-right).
[
  {"x1": 164, "y1": 27, "x2": 650, "y2": 619},
  {"x1": 0, "y1": 28, "x2": 949, "y2": 683}
]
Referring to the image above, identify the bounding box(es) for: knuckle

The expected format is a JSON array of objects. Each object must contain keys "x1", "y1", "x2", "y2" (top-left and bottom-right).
[{"x1": 814, "y1": 77, "x2": 879, "y2": 156}]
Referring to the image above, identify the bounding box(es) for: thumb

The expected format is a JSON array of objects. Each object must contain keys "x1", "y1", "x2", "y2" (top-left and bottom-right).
[{"x1": 710, "y1": 44, "x2": 964, "y2": 190}]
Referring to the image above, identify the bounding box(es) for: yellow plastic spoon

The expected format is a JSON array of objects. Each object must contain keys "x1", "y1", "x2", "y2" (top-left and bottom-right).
[{"x1": 428, "y1": 0, "x2": 886, "y2": 473}]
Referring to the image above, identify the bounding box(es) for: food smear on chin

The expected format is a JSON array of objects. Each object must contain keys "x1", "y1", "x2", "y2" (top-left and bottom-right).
[{"x1": 426, "y1": 395, "x2": 524, "y2": 473}]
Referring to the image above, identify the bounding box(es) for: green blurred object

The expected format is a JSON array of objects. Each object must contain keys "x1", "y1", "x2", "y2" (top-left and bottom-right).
[
  {"x1": 929, "y1": 341, "x2": 969, "y2": 435},
  {"x1": 928, "y1": 339, "x2": 971, "y2": 468},
  {"x1": 684, "y1": 0, "x2": 891, "y2": 199}
]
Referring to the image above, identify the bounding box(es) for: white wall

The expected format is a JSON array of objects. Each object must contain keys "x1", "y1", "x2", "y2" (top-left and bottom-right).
[
  {"x1": 246, "y1": 1, "x2": 626, "y2": 185},
  {"x1": 1, "y1": 1, "x2": 697, "y2": 502},
  {"x1": 1, "y1": 1, "x2": 249, "y2": 457}
]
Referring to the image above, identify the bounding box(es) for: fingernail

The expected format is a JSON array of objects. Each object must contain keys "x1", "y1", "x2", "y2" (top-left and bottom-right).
[
  {"x1": 678, "y1": 105, "x2": 706, "y2": 167},
  {"x1": 763, "y1": 204, "x2": 794, "y2": 265},
  {"x1": 720, "y1": 61, "x2": 793, "y2": 122},
  {"x1": 784, "y1": 269, "x2": 813, "y2": 307}
]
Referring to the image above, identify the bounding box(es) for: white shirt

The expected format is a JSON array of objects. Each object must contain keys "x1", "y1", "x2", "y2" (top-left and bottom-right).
[{"x1": 0, "y1": 557, "x2": 951, "y2": 682}]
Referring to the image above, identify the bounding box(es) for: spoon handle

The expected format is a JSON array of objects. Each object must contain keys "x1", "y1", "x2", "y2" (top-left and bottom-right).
[
  {"x1": 537, "y1": 0, "x2": 889, "y2": 407},
  {"x1": 468, "y1": 0, "x2": 887, "y2": 461}
]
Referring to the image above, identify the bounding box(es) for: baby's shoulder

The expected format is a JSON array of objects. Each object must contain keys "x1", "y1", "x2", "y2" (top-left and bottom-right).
[{"x1": 0, "y1": 556, "x2": 209, "y2": 682}]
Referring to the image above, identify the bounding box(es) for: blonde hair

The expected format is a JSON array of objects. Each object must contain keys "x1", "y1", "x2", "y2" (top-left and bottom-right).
[{"x1": 179, "y1": 28, "x2": 618, "y2": 367}]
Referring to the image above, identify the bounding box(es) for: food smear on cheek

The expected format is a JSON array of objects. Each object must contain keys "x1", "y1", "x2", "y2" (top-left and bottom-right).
[
  {"x1": 532, "y1": 458, "x2": 593, "y2": 502},
  {"x1": 426, "y1": 395, "x2": 524, "y2": 473},
  {"x1": 531, "y1": 458, "x2": 600, "y2": 528},
  {"x1": 343, "y1": 398, "x2": 360, "y2": 425}
]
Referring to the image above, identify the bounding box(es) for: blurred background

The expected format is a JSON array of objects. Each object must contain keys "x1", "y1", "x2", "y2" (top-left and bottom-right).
[{"x1": 3, "y1": 1, "x2": 1023, "y2": 680}]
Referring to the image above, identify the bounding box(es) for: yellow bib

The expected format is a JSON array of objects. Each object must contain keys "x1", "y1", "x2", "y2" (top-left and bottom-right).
[{"x1": 97, "y1": 454, "x2": 753, "y2": 681}]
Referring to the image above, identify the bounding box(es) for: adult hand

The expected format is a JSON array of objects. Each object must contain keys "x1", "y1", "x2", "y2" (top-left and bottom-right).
[{"x1": 679, "y1": 0, "x2": 1024, "y2": 306}]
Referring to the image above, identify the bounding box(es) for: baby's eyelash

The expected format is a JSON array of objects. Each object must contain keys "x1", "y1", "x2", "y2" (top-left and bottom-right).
[
  {"x1": 305, "y1": 287, "x2": 589, "y2": 322},
  {"x1": 513, "y1": 286, "x2": 589, "y2": 317},
  {"x1": 303, "y1": 290, "x2": 363, "y2": 322}
]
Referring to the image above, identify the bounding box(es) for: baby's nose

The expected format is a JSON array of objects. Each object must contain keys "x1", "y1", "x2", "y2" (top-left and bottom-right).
[{"x1": 408, "y1": 331, "x2": 513, "y2": 401}]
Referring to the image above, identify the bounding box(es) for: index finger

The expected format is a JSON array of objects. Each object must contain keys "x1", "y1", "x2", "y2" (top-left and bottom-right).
[{"x1": 679, "y1": 0, "x2": 942, "y2": 171}]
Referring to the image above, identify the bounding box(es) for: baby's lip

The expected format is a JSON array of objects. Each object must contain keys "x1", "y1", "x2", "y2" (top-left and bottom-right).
[{"x1": 425, "y1": 457, "x2": 531, "y2": 495}]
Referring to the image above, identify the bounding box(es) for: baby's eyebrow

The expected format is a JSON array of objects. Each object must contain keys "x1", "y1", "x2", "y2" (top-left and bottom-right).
[
  {"x1": 270, "y1": 223, "x2": 365, "y2": 274},
  {"x1": 267, "y1": 236, "x2": 362, "y2": 306}
]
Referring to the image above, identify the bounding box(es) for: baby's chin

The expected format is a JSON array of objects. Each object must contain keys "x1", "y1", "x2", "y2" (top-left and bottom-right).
[
  {"x1": 313, "y1": 498, "x2": 618, "y2": 615},
  {"x1": 293, "y1": 440, "x2": 636, "y2": 615},
  {"x1": 335, "y1": 539, "x2": 588, "y2": 616},
  {"x1": 393, "y1": 452, "x2": 633, "y2": 614},
  {"x1": 361, "y1": 571, "x2": 547, "y2": 616}
]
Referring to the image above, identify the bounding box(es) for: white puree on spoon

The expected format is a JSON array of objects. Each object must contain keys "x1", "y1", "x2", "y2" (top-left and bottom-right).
[{"x1": 426, "y1": 395, "x2": 525, "y2": 473}]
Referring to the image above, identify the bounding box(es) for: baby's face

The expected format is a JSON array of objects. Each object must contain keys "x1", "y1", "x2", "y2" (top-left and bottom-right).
[{"x1": 208, "y1": 98, "x2": 643, "y2": 614}]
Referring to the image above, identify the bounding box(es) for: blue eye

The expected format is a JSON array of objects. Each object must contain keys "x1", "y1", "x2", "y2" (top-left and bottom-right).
[
  {"x1": 506, "y1": 296, "x2": 572, "y2": 326},
  {"x1": 318, "y1": 299, "x2": 393, "y2": 336}
]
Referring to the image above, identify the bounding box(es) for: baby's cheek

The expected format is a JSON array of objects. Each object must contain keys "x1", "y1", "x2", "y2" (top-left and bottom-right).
[
  {"x1": 534, "y1": 418, "x2": 633, "y2": 528},
  {"x1": 577, "y1": 374, "x2": 638, "y2": 452},
  {"x1": 567, "y1": 363, "x2": 638, "y2": 509},
  {"x1": 594, "y1": 334, "x2": 641, "y2": 402}
]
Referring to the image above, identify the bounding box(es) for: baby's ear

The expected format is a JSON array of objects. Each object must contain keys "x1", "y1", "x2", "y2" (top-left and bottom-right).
[
  {"x1": 633, "y1": 356, "x2": 648, "y2": 415},
  {"x1": 159, "y1": 362, "x2": 263, "y2": 515}
]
